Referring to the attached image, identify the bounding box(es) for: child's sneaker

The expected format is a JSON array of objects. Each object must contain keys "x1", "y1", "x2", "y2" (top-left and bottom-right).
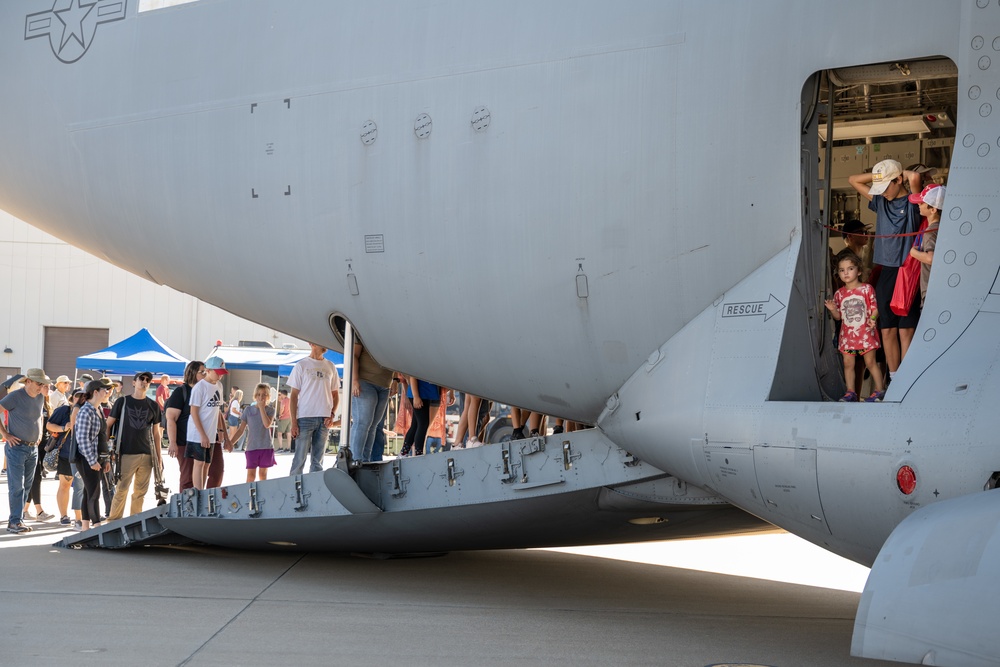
[
  {"x1": 864, "y1": 391, "x2": 885, "y2": 402},
  {"x1": 838, "y1": 391, "x2": 859, "y2": 402}
]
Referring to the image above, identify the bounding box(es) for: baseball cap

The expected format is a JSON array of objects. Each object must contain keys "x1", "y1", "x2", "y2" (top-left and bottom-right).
[
  {"x1": 134, "y1": 371, "x2": 154, "y2": 382},
  {"x1": 72, "y1": 387, "x2": 87, "y2": 396},
  {"x1": 24, "y1": 368, "x2": 52, "y2": 385},
  {"x1": 204, "y1": 356, "x2": 229, "y2": 375},
  {"x1": 908, "y1": 184, "x2": 946, "y2": 210},
  {"x1": 869, "y1": 159, "x2": 903, "y2": 196}
]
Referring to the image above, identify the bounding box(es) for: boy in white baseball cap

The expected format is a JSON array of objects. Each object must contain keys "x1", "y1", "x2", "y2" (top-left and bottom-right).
[
  {"x1": 848, "y1": 160, "x2": 924, "y2": 383},
  {"x1": 908, "y1": 184, "x2": 946, "y2": 308}
]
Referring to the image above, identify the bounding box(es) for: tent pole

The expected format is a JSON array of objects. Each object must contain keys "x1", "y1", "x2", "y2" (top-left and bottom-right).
[{"x1": 340, "y1": 322, "x2": 354, "y2": 461}]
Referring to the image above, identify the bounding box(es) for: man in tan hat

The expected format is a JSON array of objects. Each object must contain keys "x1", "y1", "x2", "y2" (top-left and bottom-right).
[
  {"x1": 0, "y1": 367, "x2": 51, "y2": 533},
  {"x1": 52, "y1": 375, "x2": 72, "y2": 409}
]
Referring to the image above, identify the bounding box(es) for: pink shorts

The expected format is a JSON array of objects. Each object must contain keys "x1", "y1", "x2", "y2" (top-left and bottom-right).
[{"x1": 245, "y1": 448, "x2": 277, "y2": 470}]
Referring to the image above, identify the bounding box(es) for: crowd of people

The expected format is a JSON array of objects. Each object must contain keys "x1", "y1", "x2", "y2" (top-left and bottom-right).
[
  {"x1": 828, "y1": 159, "x2": 946, "y2": 402},
  {"x1": 1, "y1": 338, "x2": 589, "y2": 535}
]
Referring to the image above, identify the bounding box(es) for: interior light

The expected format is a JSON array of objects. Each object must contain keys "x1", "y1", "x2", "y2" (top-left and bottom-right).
[
  {"x1": 896, "y1": 466, "x2": 917, "y2": 495},
  {"x1": 818, "y1": 115, "x2": 931, "y2": 142},
  {"x1": 267, "y1": 541, "x2": 298, "y2": 547}
]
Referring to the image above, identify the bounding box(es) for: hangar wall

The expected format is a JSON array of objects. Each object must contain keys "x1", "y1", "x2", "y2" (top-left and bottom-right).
[{"x1": 0, "y1": 210, "x2": 304, "y2": 380}]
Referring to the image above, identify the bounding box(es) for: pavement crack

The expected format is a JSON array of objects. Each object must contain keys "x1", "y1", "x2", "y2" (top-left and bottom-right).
[{"x1": 176, "y1": 552, "x2": 307, "y2": 667}]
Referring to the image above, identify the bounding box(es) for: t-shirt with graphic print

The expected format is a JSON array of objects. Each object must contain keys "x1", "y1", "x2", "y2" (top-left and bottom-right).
[
  {"x1": 185, "y1": 379, "x2": 224, "y2": 445},
  {"x1": 834, "y1": 283, "x2": 881, "y2": 353},
  {"x1": 110, "y1": 395, "x2": 161, "y2": 455}
]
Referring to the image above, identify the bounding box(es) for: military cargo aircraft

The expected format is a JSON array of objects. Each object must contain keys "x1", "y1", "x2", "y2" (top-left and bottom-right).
[{"x1": 1, "y1": 1, "x2": 999, "y2": 664}]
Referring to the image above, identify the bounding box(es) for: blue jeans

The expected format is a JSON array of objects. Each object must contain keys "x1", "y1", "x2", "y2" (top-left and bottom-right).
[
  {"x1": 5, "y1": 442, "x2": 38, "y2": 525},
  {"x1": 349, "y1": 381, "x2": 390, "y2": 462},
  {"x1": 289, "y1": 417, "x2": 328, "y2": 475},
  {"x1": 70, "y1": 462, "x2": 83, "y2": 510}
]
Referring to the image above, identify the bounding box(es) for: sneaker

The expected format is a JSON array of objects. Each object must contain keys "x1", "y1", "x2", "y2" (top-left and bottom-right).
[
  {"x1": 59, "y1": 516, "x2": 72, "y2": 526},
  {"x1": 36, "y1": 511, "x2": 55, "y2": 521},
  {"x1": 72, "y1": 521, "x2": 83, "y2": 531},
  {"x1": 510, "y1": 426, "x2": 525, "y2": 441},
  {"x1": 6, "y1": 522, "x2": 31, "y2": 534},
  {"x1": 865, "y1": 391, "x2": 885, "y2": 403},
  {"x1": 838, "y1": 392, "x2": 859, "y2": 402}
]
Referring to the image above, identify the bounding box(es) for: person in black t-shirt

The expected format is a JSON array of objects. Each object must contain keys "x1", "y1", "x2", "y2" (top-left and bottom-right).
[
  {"x1": 165, "y1": 361, "x2": 204, "y2": 492},
  {"x1": 106, "y1": 371, "x2": 161, "y2": 520}
]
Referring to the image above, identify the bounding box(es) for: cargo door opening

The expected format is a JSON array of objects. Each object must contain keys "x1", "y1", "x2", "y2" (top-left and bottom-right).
[{"x1": 771, "y1": 58, "x2": 957, "y2": 402}]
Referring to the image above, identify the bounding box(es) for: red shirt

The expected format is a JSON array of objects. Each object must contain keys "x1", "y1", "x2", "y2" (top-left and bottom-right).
[{"x1": 834, "y1": 284, "x2": 881, "y2": 353}]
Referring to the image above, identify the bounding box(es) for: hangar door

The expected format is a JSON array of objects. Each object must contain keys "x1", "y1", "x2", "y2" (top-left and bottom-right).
[{"x1": 44, "y1": 327, "x2": 109, "y2": 380}]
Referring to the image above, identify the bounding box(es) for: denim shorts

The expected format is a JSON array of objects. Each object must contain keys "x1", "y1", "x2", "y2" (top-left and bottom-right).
[{"x1": 185, "y1": 440, "x2": 214, "y2": 463}]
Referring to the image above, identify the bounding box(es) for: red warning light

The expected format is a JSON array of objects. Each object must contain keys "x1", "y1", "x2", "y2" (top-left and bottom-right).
[
  {"x1": 925, "y1": 114, "x2": 937, "y2": 123},
  {"x1": 897, "y1": 466, "x2": 917, "y2": 495}
]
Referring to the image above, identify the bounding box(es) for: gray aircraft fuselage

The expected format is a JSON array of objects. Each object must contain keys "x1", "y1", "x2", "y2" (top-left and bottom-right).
[{"x1": 3, "y1": 2, "x2": 1000, "y2": 663}]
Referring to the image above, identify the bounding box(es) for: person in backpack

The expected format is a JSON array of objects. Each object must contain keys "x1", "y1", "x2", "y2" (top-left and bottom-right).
[
  {"x1": 52, "y1": 388, "x2": 86, "y2": 527},
  {"x1": 165, "y1": 360, "x2": 204, "y2": 492},
  {"x1": 106, "y1": 371, "x2": 162, "y2": 521}
]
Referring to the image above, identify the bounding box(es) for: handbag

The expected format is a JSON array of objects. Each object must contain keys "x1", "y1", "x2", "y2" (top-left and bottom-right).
[
  {"x1": 890, "y1": 255, "x2": 921, "y2": 316},
  {"x1": 42, "y1": 444, "x2": 61, "y2": 472},
  {"x1": 890, "y1": 221, "x2": 927, "y2": 316}
]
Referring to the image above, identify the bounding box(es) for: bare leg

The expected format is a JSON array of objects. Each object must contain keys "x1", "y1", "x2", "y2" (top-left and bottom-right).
[
  {"x1": 246, "y1": 469, "x2": 256, "y2": 483},
  {"x1": 258, "y1": 468, "x2": 268, "y2": 481},
  {"x1": 899, "y1": 327, "x2": 915, "y2": 363},
  {"x1": 881, "y1": 327, "x2": 901, "y2": 373},
  {"x1": 864, "y1": 351, "x2": 885, "y2": 392},
  {"x1": 466, "y1": 396, "x2": 483, "y2": 445},
  {"x1": 192, "y1": 461, "x2": 207, "y2": 490},
  {"x1": 57, "y1": 475, "x2": 72, "y2": 517},
  {"x1": 842, "y1": 353, "x2": 857, "y2": 392}
]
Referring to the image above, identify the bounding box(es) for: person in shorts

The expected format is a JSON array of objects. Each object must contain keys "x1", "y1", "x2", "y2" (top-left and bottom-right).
[
  {"x1": 274, "y1": 389, "x2": 292, "y2": 452},
  {"x1": 185, "y1": 357, "x2": 231, "y2": 490},
  {"x1": 848, "y1": 160, "x2": 922, "y2": 382},
  {"x1": 229, "y1": 383, "x2": 276, "y2": 482}
]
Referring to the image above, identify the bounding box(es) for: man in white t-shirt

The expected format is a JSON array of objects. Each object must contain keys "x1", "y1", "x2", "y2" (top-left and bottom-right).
[{"x1": 288, "y1": 343, "x2": 339, "y2": 475}]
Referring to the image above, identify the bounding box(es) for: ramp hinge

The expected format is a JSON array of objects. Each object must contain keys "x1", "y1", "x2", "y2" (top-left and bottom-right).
[
  {"x1": 248, "y1": 483, "x2": 263, "y2": 517},
  {"x1": 391, "y1": 459, "x2": 409, "y2": 498},
  {"x1": 206, "y1": 489, "x2": 219, "y2": 516},
  {"x1": 293, "y1": 475, "x2": 310, "y2": 511},
  {"x1": 622, "y1": 451, "x2": 641, "y2": 467},
  {"x1": 444, "y1": 458, "x2": 464, "y2": 486},
  {"x1": 498, "y1": 446, "x2": 517, "y2": 483},
  {"x1": 562, "y1": 441, "x2": 582, "y2": 470}
]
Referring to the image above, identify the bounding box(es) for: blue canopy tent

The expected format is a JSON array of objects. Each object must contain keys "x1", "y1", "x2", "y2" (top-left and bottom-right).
[{"x1": 76, "y1": 328, "x2": 190, "y2": 377}]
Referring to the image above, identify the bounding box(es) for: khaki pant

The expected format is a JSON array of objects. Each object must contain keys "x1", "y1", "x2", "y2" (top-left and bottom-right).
[{"x1": 107, "y1": 453, "x2": 152, "y2": 521}]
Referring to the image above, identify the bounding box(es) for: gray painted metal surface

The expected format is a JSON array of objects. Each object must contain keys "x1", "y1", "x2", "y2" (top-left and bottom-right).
[
  {"x1": 58, "y1": 429, "x2": 764, "y2": 551},
  {"x1": 1, "y1": 1, "x2": 1000, "y2": 664}
]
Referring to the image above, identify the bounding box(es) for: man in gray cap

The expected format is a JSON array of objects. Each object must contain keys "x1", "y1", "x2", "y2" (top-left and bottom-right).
[{"x1": 0, "y1": 367, "x2": 51, "y2": 533}]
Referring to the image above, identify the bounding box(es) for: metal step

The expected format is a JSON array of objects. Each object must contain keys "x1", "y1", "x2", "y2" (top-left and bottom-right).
[{"x1": 54, "y1": 505, "x2": 193, "y2": 549}]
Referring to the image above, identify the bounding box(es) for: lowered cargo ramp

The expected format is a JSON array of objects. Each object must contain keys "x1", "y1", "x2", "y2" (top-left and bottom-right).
[{"x1": 57, "y1": 429, "x2": 767, "y2": 552}]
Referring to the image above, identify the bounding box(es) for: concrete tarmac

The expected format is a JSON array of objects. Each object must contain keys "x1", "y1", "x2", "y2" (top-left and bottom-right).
[{"x1": 1, "y1": 447, "x2": 897, "y2": 667}]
